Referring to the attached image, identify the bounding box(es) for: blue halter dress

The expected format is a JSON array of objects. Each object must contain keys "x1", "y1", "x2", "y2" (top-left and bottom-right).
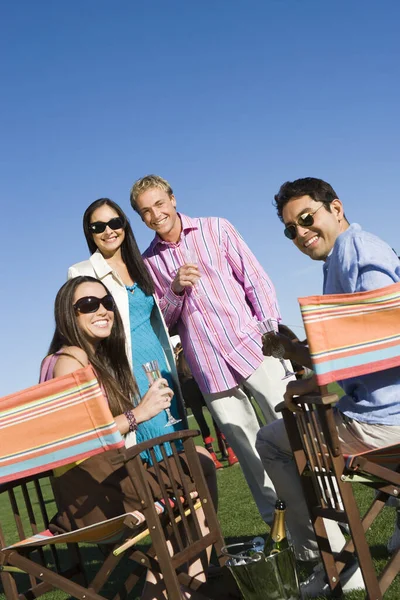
[{"x1": 126, "y1": 284, "x2": 183, "y2": 463}]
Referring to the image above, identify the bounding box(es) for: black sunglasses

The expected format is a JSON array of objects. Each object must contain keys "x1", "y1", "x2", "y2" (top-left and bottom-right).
[
  {"x1": 89, "y1": 217, "x2": 125, "y2": 234},
  {"x1": 284, "y1": 204, "x2": 324, "y2": 240},
  {"x1": 73, "y1": 294, "x2": 115, "y2": 314}
]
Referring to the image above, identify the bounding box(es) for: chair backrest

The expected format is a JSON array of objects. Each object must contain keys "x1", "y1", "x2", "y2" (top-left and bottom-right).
[
  {"x1": 291, "y1": 281, "x2": 400, "y2": 511},
  {"x1": 298, "y1": 281, "x2": 400, "y2": 386},
  {"x1": 0, "y1": 365, "x2": 124, "y2": 484}
]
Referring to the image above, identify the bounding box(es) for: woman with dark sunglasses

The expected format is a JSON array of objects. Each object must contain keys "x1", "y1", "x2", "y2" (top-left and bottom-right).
[
  {"x1": 67, "y1": 199, "x2": 186, "y2": 462},
  {"x1": 40, "y1": 276, "x2": 216, "y2": 600}
]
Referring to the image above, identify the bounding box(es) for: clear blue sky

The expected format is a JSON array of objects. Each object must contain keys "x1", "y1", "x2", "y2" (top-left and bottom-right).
[{"x1": 1, "y1": 1, "x2": 399, "y2": 395}]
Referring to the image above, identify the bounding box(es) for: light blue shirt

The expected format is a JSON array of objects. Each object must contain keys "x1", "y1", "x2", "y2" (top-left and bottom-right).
[{"x1": 323, "y1": 223, "x2": 400, "y2": 425}]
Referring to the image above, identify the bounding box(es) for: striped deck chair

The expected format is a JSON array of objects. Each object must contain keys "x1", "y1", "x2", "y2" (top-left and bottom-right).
[
  {"x1": 0, "y1": 366, "x2": 227, "y2": 600},
  {"x1": 276, "y1": 281, "x2": 400, "y2": 599}
]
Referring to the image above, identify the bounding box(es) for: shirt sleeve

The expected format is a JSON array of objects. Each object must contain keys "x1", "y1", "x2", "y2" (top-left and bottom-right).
[
  {"x1": 143, "y1": 255, "x2": 185, "y2": 328},
  {"x1": 338, "y1": 233, "x2": 400, "y2": 293},
  {"x1": 221, "y1": 218, "x2": 281, "y2": 321}
]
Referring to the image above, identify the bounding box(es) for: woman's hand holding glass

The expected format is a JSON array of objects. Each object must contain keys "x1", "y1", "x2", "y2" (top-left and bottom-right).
[
  {"x1": 142, "y1": 360, "x2": 182, "y2": 426},
  {"x1": 134, "y1": 378, "x2": 174, "y2": 423}
]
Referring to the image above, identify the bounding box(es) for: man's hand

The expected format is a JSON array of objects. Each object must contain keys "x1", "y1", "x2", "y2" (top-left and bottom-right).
[
  {"x1": 262, "y1": 332, "x2": 295, "y2": 360},
  {"x1": 262, "y1": 332, "x2": 313, "y2": 370},
  {"x1": 172, "y1": 264, "x2": 201, "y2": 295},
  {"x1": 284, "y1": 375, "x2": 317, "y2": 412}
]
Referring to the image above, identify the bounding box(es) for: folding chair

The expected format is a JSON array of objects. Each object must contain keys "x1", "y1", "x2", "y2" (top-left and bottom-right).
[
  {"x1": 276, "y1": 281, "x2": 400, "y2": 599},
  {"x1": 0, "y1": 365, "x2": 227, "y2": 600}
]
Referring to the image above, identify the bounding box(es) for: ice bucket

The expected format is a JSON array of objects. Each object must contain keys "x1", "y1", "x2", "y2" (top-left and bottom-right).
[{"x1": 221, "y1": 542, "x2": 300, "y2": 600}]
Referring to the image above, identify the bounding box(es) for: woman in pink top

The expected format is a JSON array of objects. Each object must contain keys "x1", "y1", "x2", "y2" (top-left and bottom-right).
[{"x1": 41, "y1": 275, "x2": 216, "y2": 600}]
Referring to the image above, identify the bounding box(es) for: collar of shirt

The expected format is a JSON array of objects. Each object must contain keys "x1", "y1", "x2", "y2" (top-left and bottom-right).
[
  {"x1": 323, "y1": 223, "x2": 361, "y2": 279},
  {"x1": 149, "y1": 213, "x2": 198, "y2": 249},
  {"x1": 90, "y1": 250, "x2": 113, "y2": 277}
]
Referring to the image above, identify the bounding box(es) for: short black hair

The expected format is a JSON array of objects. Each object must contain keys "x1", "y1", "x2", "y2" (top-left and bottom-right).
[{"x1": 274, "y1": 177, "x2": 339, "y2": 221}]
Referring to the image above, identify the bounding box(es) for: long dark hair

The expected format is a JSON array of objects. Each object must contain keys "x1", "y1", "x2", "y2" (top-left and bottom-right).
[
  {"x1": 46, "y1": 276, "x2": 139, "y2": 416},
  {"x1": 175, "y1": 343, "x2": 193, "y2": 381},
  {"x1": 83, "y1": 198, "x2": 154, "y2": 296}
]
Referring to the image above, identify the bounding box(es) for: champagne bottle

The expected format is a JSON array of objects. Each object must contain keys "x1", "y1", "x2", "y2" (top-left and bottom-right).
[{"x1": 264, "y1": 499, "x2": 289, "y2": 556}]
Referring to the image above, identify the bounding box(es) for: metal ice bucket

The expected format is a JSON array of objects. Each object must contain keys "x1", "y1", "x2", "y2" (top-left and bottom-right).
[{"x1": 221, "y1": 542, "x2": 300, "y2": 600}]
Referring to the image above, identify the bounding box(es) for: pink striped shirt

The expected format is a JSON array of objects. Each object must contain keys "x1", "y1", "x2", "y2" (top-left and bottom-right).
[{"x1": 143, "y1": 214, "x2": 281, "y2": 394}]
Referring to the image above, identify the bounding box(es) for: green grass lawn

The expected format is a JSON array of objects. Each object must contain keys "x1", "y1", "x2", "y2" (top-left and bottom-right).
[{"x1": 1, "y1": 404, "x2": 399, "y2": 599}]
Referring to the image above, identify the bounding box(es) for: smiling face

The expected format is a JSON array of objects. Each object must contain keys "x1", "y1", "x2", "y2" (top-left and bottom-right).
[
  {"x1": 135, "y1": 187, "x2": 182, "y2": 243},
  {"x1": 73, "y1": 281, "x2": 114, "y2": 349},
  {"x1": 90, "y1": 204, "x2": 125, "y2": 258},
  {"x1": 282, "y1": 195, "x2": 347, "y2": 261}
]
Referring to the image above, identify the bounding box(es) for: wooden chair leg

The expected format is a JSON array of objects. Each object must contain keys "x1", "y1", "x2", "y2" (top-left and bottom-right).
[
  {"x1": 112, "y1": 560, "x2": 147, "y2": 600},
  {"x1": 338, "y1": 480, "x2": 382, "y2": 599},
  {"x1": 0, "y1": 569, "x2": 19, "y2": 600},
  {"x1": 311, "y1": 515, "x2": 343, "y2": 597},
  {"x1": 89, "y1": 543, "x2": 126, "y2": 593},
  {"x1": 380, "y1": 548, "x2": 400, "y2": 595},
  {"x1": 66, "y1": 542, "x2": 87, "y2": 587},
  {"x1": 6, "y1": 551, "x2": 107, "y2": 600}
]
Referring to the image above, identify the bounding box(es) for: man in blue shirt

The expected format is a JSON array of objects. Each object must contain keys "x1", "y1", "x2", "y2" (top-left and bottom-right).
[{"x1": 256, "y1": 177, "x2": 400, "y2": 597}]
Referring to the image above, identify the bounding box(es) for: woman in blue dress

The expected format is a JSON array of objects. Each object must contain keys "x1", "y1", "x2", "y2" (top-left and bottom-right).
[{"x1": 68, "y1": 199, "x2": 193, "y2": 465}]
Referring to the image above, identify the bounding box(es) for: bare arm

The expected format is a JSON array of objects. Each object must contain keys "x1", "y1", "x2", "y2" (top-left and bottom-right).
[{"x1": 283, "y1": 375, "x2": 318, "y2": 412}]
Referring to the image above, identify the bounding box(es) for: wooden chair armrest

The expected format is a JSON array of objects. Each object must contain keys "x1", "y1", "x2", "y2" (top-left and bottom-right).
[
  {"x1": 112, "y1": 429, "x2": 201, "y2": 463},
  {"x1": 275, "y1": 393, "x2": 339, "y2": 414},
  {"x1": 300, "y1": 392, "x2": 339, "y2": 406}
]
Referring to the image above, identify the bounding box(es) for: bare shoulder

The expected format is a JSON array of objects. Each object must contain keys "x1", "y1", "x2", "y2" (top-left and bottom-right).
[{"x1": 53, "y1": 346, "x2": 89, "y2": 377}]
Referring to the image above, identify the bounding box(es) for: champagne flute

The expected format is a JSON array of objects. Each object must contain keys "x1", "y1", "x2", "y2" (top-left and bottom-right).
[
  {"x1": 142, "y1": 360, "x2": 182, "y2": 426},
  {"x1": 181, "y1": 247, "x2": 204, "y2": 297},
  {"x1": 257, "y1": 319, "x2": 295, "y2": 380}
]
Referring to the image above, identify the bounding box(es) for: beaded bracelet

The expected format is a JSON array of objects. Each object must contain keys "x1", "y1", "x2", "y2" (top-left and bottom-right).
[{"x1": 124, "y1": 410, "x2": 138, "y2": 433}]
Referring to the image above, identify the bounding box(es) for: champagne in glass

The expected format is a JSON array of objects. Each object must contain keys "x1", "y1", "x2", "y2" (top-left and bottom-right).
[
  {"x1": 257, "y1": 319, "x2": 295, "y2": 380},
  {"x1": 142, "y1": 360, "x2": 181, "y2": 427}
]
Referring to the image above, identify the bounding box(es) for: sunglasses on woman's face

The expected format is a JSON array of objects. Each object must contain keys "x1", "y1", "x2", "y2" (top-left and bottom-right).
[
  {"x1": 284, "y1": 204, "x2": 324, "y2": 240},
  {"x1": 89, "y1": 217, "x2": 124, "y2": 234},
  {"x1": 73, "y1": 294, "x2": 115, "y2": 314}
]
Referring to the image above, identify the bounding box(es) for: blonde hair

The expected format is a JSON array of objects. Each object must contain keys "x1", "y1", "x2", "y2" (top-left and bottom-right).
[{"x1": 130, "y1": 174, "x2": 173, "y2": 211}]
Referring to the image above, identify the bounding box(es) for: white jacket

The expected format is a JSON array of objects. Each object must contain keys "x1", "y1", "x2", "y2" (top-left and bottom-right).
[{"x1": 68, "y1": 250, "x2": 187, "y2": 432}]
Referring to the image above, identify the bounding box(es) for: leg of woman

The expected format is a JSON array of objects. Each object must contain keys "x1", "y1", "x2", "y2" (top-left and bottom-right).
[
  {"x1": 196, "y1": 445, "x2": 218, "y2": 511},
  {"x1": 191, "y1": 401, "x2": 211, "y2": 440},
  {"x1": 179, "y1": 448, "x2": 217, "y2": 595},
  {"x1": 214, "y1": 422, "x2": 238, "y2": 466},
  {"x1": 182, "y1": 379, "x2": 211, "y2": 440}
]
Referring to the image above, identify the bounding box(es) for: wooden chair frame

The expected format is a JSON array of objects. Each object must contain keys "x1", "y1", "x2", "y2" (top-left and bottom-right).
[
  {"x1": 277, "y1": 388, "x2": 400, "y2": 599},
  {"x1": 1, "y1": 430, "x2": 227, "y2": 600}
]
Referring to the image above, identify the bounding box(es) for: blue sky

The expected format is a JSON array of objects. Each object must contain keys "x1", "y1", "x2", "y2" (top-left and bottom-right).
[{"x1": 1, "y1": 1, "x2": 399, "y2": 395}]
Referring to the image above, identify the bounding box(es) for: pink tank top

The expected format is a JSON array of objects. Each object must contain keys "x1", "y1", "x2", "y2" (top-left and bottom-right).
[{"x1": 40, "y1": 353, "x2": 61, "y2": 383}]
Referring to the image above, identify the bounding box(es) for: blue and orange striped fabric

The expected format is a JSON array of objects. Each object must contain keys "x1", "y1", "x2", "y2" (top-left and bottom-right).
[
  {"x1": 298, "y1": 281, "x2": 400, "y2": 386},
  {"x1": 0, "y1": 366, "x2": 124, "y2": 484}
]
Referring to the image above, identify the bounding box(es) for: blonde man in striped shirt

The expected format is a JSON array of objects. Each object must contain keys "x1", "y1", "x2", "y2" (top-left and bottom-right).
[{"x1": 130, "y1": 174, "x2": 292, "y2": 525}]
